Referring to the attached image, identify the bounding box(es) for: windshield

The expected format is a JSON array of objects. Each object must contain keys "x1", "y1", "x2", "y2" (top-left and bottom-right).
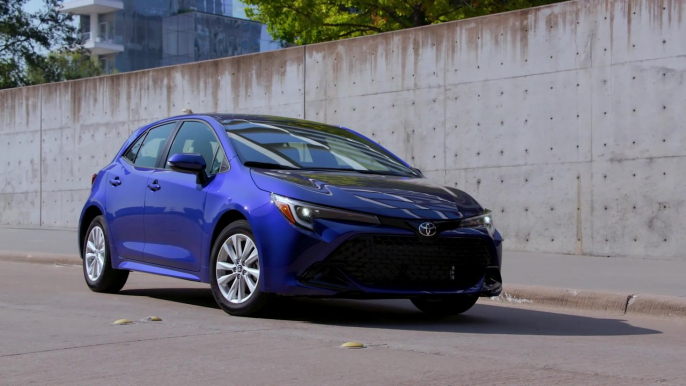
[{"x1": 223, "y1": 120, "x2": 418, "y2": 177}]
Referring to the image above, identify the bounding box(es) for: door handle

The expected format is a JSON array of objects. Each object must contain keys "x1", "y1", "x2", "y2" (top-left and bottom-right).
[
  {"x1": 109, "y1": 178, "x2": 121, "y2": 187},
  {"x1": 148, "y1": 180, "x2": 161, "y2": 192}
]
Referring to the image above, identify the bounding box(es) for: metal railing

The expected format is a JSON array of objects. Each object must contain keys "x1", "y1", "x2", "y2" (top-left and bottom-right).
[{"x1": 79, "y1": 27, "x2": 122, "y2": 45}]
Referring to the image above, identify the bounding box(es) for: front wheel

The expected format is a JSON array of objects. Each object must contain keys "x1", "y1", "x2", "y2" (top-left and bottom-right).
[
  {"x1": 83, "y1": 215, "x2": 129, "y2": 293},
  {"x1": 210, "y1": 220, "x2": 271, "y2": 317},
  {"x1": 411, "y1": 295, "x2": 478, "y2": 316}
]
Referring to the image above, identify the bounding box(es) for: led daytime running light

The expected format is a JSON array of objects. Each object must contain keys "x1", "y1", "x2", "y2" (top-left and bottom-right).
[{"x1": 272, "y1": 193, "x2": 379, "y2": 230}]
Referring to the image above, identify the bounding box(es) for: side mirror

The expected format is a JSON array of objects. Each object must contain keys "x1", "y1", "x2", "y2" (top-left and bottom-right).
[{"x1": 167, "y1": 153, "x2": 208, "y2": 184}]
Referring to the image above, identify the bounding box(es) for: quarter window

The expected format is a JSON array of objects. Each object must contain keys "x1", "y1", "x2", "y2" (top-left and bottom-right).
[
  {"x1": 123, "y1": 133, "x2": 146, "y2": 163},
  {"x1": 210, "y1": 146, "x2": 229, "y2": 174}
]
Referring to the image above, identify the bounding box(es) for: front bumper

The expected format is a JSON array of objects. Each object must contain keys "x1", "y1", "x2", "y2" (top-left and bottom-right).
[{"x1": 250, "y1": 203, "x2": 503, "y2": 298}]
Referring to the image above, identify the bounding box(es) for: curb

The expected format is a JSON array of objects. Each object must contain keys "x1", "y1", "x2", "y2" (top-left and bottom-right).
[
  {"x1": 490, "y1": 285, "x2": 686, "y2": 319},
  {"x1": 0, "y1": 251, "x2": 81, "y2": 266},
  {"x1": 1, "y1": 253, "x2": 684, "y2": 319}
]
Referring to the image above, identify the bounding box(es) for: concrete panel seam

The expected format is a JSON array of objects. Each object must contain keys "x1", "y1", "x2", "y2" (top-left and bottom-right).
[
  {"x1": 445, "y1": 65, "x2": 594, "y2": 87},
  {"x1": 609, "y1": 53, "x2": 686, "y2": 68},
  {"x1": 305, "y1": 85, "x2": 447, "y2": 103},
  {"x1": 41, "y1": 189, "x2": 91, "y2": 193},
  {"x1": 39, "y1": 86, "x2": 43, "y2": 227},
  {"x1": 445, "y1": 160, "x2": 592, "y2": 172}
]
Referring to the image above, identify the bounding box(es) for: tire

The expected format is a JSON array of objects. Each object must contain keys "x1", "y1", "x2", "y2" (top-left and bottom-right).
[
  {"x1": 210, "y1": 220, "x2": 271, "y2": 317},
  {"x1": 82, "y1": 215, "x2": 129, "y2": 293},
  {"x1": 411, "y1": 295, "x2": 479, "y2": 316}
]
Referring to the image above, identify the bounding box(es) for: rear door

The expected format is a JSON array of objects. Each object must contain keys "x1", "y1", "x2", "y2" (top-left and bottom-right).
[
  {"x1": 105, "y1": 122, "x2": 177, "y2": 261},
  {"x1": 142, "y1": 120, "x2": 228, "y2": 272}
]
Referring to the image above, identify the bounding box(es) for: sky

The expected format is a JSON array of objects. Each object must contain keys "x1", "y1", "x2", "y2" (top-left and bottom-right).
[
  {"x1": 24, "y1": 0, "x2": 43, "y2": 13},
  {"x1": 233, "y1": 1, "x2": 248, "y2": 19}
]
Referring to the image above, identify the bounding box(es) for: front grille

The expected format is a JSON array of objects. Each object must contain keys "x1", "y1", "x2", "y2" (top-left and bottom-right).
[{"x1": 322, "y1": 235, "x2": 492, "y2": 290}]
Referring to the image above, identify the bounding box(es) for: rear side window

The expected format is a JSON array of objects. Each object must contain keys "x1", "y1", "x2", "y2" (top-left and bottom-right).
[{"x1": 129, "y1": 123, "x2": 176, "y2": 168}]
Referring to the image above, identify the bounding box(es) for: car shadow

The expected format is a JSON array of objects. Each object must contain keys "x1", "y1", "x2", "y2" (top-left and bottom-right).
[
  {"x1": 119, "y1": 287, "x2": 661, "y2": 337},
  {"x1": 121, "y1": 288, "x2": 220, "y2": 310}
]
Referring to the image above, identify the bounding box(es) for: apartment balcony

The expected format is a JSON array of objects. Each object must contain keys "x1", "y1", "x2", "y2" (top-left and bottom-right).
[
  {"x1": 81, "y1": 31, "x2": 124, "y2": 55},
  {"x1": 60, "y1": 0, "x2": 123, "y2": 15}
]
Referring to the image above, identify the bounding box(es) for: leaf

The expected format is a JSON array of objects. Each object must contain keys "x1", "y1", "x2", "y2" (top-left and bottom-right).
[
  {"x1": 1, "y1": 0, "x2": 91, "y2": 88},
  {"x1": 241, "y1": 0, "x2": 569, "y2": 45}
]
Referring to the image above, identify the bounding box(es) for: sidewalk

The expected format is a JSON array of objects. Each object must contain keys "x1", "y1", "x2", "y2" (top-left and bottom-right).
[
  {"x1": 0, "y1": 227, "x2": 78, "y2": 256},
  {"x1": 505, "y1": 251, "x2": 686, "y2": 298},
  {"x1": 1, "y1": 226, "x2": 684, "y2": 297}
]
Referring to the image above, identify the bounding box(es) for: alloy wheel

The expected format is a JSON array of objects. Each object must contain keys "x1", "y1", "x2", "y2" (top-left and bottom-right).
[
  {"x1": 216, "y1": 234, "x2": 260, "y2": 304},
  {"x1": 85, "y1": 226, "x2": 106, "y2": 281}
]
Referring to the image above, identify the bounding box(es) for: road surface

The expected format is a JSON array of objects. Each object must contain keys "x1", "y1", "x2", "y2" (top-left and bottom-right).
[{"x1": 1, "y1": 260, "x2": 684, "y2": 385}]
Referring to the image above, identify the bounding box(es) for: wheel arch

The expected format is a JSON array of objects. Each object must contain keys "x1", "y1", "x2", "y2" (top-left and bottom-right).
[
  {"x1": 209, "y1": 210, "x2": 248, "y2": 261},
  {"x1": 79, "y1": 205, "x2": 104, "y2": 257}
]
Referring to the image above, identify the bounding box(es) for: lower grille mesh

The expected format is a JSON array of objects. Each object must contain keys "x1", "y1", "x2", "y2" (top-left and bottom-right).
[{"x1": 324, "y1": 236, "x2": 492, "y2": 290}]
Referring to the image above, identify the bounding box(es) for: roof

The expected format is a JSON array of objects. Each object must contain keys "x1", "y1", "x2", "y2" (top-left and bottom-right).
[{"x1": 202, "y1": 114, "x2": 335, "y2": 128}]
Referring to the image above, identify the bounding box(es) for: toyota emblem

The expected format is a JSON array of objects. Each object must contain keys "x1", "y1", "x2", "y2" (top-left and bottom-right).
[{"x1": 418, "y1": 222, "x2": 437, "y2": 237}]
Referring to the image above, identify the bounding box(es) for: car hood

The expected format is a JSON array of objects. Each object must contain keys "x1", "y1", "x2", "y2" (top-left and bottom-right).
[{"x1": 250, "y1": 169, "x2": 483, "y2": 220}]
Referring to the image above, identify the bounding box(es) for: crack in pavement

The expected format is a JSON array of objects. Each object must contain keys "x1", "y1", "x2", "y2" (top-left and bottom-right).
[{"x1": 0, "y1": 328, "x2": 271, "y2": 359}]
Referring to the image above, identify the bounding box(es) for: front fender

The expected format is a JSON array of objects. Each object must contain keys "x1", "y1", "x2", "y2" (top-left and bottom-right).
[{"x1": 200, "y1": 171, "x2": 271, "y2": 283}]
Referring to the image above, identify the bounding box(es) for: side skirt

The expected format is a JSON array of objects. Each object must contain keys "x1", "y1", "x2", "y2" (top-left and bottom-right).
[{"x1": 118, "y1": 260, "x2": 203, "y2": 282}]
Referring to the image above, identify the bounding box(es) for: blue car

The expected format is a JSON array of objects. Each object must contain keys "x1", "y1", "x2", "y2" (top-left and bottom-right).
[{"x1": 79, "y1": 114, "x2": 503, "y2": 316}]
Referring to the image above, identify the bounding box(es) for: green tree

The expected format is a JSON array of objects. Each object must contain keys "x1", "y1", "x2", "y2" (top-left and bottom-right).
[
  {"x1": 243, "y1": 0, "x2": 570, "y2": 45},
  {"x1": 0, "y1": 0, "x2": 85, "y2": 89},
  {"x1": 26, "y1": 51, "x2": 101, "y2": 85}
]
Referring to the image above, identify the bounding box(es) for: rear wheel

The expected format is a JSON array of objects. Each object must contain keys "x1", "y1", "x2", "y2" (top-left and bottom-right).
[
  {"x1": 82, "y1": 215, "x2": 129, "y2": 293},
  {"x1": 411, "y1": 295, "x2": 478, "y2": 316},
  {"x1": 210, "y1": 220, "x2": 271, "y2": 317}
]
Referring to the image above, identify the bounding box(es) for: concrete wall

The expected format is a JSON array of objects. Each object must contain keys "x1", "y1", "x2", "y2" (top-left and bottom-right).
[{"x1": 1, "y1": 0, "x2": 685, "y2": 260}]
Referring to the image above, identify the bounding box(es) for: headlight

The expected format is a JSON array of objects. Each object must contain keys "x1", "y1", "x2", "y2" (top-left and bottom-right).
[
  {"x1": 459, "y1": 210, "x2": 494, "y2": 235},
  {"x1": 271, "y1": 193, "x2": 380, "y2": 230}
]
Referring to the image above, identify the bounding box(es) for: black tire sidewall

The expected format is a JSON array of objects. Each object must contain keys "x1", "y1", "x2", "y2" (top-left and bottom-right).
[
  {"x1": 210, "y1": 220, "x2": 269, "y2": 316},
  {"x1": 82, "y1": 215, "x2": 128, "y2": 293}
]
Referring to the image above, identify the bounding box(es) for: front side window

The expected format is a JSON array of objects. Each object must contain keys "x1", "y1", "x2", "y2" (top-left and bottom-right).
[
  {"x1": 166, "y1": 121, "x2": 225, "y2": 174},
  {"x1": 223, "y1": 120, "x2": 417, "y2": 177},
  {"x1": 132, "y1": 123, "x2": 176, "y2": 168}
]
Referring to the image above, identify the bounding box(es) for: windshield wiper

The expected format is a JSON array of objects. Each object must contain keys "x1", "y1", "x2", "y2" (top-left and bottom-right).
[
  {"x1": 300, "y1": 167, "x2": 413, "y2": 177},
  {"x1": 243, "y1": 161, "x2": 300, "y2": 170},
  {"x1": 349, "y1": 169, "x2": 414, "y2": 177},
  {"x1": 244, "y1": 163, "x2": 414, "y2": 176}
]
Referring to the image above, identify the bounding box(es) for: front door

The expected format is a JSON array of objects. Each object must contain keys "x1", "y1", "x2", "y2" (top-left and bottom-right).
[{"x1": 143, "y1": 120, "x2": 226, "y2": 272}]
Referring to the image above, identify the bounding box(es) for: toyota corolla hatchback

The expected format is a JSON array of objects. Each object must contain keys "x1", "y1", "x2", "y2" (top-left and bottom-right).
[{"x1": 79, "y1": 114, "x2": 503, "y2": 316}]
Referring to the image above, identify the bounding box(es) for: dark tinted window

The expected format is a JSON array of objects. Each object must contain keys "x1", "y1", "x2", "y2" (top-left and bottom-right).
[
  {"x1": 166, "y1": 121, "x2": 222, "y2": 174},
  {"x1": 210, "y1": 146, "x2": 229, "y2": 174},
  {"x1": 134, "y1": 123, "x2": 176, "y2": 168},
  {"x1": 223, "y1": 121, "x2": 417, "y2": 177},
  {"x1": 123, "y1": 133, "x2": 146, "y2": 163}
]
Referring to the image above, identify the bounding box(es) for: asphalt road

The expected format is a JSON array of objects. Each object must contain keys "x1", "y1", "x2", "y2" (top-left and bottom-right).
[{"x1": 1, "y1": 260, "x2": 685, "y2": 386}]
